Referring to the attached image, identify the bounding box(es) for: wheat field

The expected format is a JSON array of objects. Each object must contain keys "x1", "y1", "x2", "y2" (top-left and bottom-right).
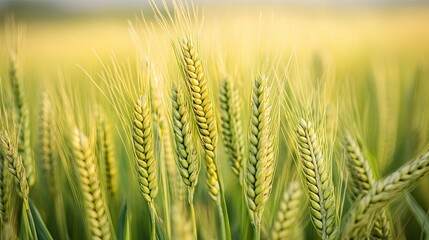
[{"x1": 1, "y1": 1, "x2": 429, "y2": 239}]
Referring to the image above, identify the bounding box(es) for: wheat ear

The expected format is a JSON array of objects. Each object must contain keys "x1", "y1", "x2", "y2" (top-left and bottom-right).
[
  {"x1": 40, "y1": 92, "x2": 55, "y2": 188},
  {"x1": 271, "y1": 180, "x2": 304, "y2": 240},
  {"x1": 219, "y1": 78, "x2": 245, "y2": 178},
  {"x1": 179, "y1": 38, "x2": 231, "y2": 240},
  {"x1": 0, "y1": 154, "x2": 11, "y2": 225},
  {"x1": 172, "y1": 84, "x2": 200, "y2": 239},
  {"x1": 296, "y1": 119, "x2": 336, "y2": 240},
  {"x1": 9, "y1": 55, "x2": 35, "y2": 187},
  {"x1": 96, "y1": 111, "x2": 118, "y2": 197},
  {"x1": 245, "y1": 75, "x2": 276, "y2": 239},
  {"x1": 179, "y1": 38, "x2": 220, "y2": 200},
  {"x1": 132, "y1": 96, "x2": 158, "y2": 202},
  {"x1": 344, "y1": 133, "x2": 391, "y2": 239},
  {"x1": 132, "y1": 96, "x2": 158, "y2": 240},
  {"x1": 0, "y1": 131, "x2": 29, "y2": 209},
  {"x1": 342, "y1": 149, "x2": 429, "y2": 239},
  {"x1": 172, "y1": 85, "x2": 200, "y2": 195},
  {"x1": 72, "y1": 128, "x2": 112, "y2": 240}
]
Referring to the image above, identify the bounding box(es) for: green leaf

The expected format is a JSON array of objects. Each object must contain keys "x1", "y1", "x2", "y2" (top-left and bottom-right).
[
  {"x1": 118, "y1": 201, "x2": 130, "y2": 240},
  {"x1": 406, "y1": 194, "x2": 429, "y2": 240},
  {"x1": 29, "y1": 199, "x2": 54, "y2": 240}
]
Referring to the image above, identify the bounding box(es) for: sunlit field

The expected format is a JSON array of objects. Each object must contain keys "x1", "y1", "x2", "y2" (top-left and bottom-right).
[{"x1": 1, "y1": 2, "x2": 429, "y2": 239}]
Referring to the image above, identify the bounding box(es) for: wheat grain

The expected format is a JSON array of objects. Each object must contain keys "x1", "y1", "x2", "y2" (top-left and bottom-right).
[
  {"x1": 296, "y1": 119, "x2": 336, "y2": 240},
  {"x1": 342, "y1": 149, "x2": 429, "y2": 239},
  {"x1": 0, "y1": 130, "x2": 29, "y2": 209},
  {"x1": 219, "y1": 78, "x2": 245, "y2": 178},
  {"x1": 245, "y1": 75, "x2": 276, "y2": 236},
  {"x1": 132, "y1": 96, "x2": 158, "y2": 203},
  {"x1": 179, "y1": 38, "x2": 220, "y2": 201},
  {"x1": 271, "y1": 180, "x2": 304, "y2": 240},
  {"x1": 344, "y1": 133, "x2": 391, "y2": 239},
  {"x1": 8, "y1": 55, "x2": 35, "y2": 187},
  {"x1": 72, "y1": 128, "x2": 112, "y2": 240}
]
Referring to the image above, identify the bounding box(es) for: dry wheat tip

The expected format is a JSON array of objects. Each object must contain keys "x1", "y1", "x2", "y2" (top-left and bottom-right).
[
  {"x1": 296, "y1": 119, "x2": 336, "y2": 240},
  {"x1": 133, "y1": 96, "x2": 158, "y2": 203},
  {"x1": 180, "y1": 38, "x2": 220, "y2": 201},
  {"x1": 172, "y1": 85, "x2": 200, "y2": 197}
]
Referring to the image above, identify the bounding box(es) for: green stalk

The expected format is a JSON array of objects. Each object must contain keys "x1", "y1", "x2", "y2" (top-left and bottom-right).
[
  {"x1": 149, "y1": 203, "x2": 157, "y2": 240},
  {"x1": 188, "y1": 189, "x2": 197, "y2": 240},
  {"x1": 159, "y1": 143, "x2": 171, "y2": 239},
  {"x1": 217, "y1": 161, "x2": 231, "y2": 240},
  {"x1": 253, "y1": 220, "x2": 261, "y2": 240}
]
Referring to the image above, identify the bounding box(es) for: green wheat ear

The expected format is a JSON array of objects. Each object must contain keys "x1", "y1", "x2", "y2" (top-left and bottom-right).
[
  {"x1": 172, "y1": 85, "x2": 200, "y2": 195},
  {"x1": 9, "y1": 54, "x2": 35, "y2": 187},
  {"x1": 219, "y1": 78, "x2": 245, "y2": 178},
  {"x1": 132, "y1": 96, "x2": 158, "y2": 203},
  {"x1": 296, "y1": 119, "x2": 336, "y2": 240},
  {"x1": 245, "y1": 75, "x2": 276, "y2": 232},
  {"x1": 344, "y1": 133, "x2": 391, "y2": 239},
  {"x1": 342, "y1": 149, "x2": 429, "y2": 239},
  {"x1": 0, "y1": 131, "x2": 30, "y2": 209}
]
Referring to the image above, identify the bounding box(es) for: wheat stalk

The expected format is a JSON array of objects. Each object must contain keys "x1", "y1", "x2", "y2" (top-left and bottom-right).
[
  {"x1": 219, "y1": 78, "x2": 245, "y2": 178},
  {"x1": 0, "y1": 130, "x2": 29, "y2": 209},
  {"x1": 344, "y1": 133, "x2": 391, "y2": 239},
  {"x1": 96, "y1": 110, "x2": 118, "y2": 197},
  {"x1": 8, "y1": 54, "x2": 35, "y2": 187},
  {"x1": 245, "y1": 75, "x2": 276, "y2": 239},
  {"x1": 72, "y1": 128, "x2": 112, "y2": 240},
  {"x1": 271, "y1": 180, "x2": 304, "y2": 240},
  {"x1": 296, "y1": 119, "x2": 336, "y2": 240},
  {"x1": 342, "y1": 149, "x2": 429, "y2": 239}
]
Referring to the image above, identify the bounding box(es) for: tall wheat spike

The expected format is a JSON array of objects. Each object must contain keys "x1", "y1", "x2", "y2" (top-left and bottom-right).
[
  {"x1": 245, "y1": 75, "x2": 276, "y2": 239},
  {"x1": 132, "y1": 96, "x2": 158, "y2": 203},
  {"x1": 296, "y1": 119, "x2": 336, "y2": 240},
  {"x1": 172, "y1": 85, "x2": 200, "y2": 195},
  {"x1": 271, "y1": 180, "x2": 304, "y2": 240},
  {"x1": 0, "y1": 131, "x2": 29, "y2": 209},
  {"x1": 342, "y1": 149, "x2": 429, "y2": 239},
  {"x1": 72, "y1": 128, "x2": 112, "y2": 240},
  {"x1": 8, "y1": 54, "x2": 35, "y2": 187},
  {"x1": 179, "y1": 38, "x2": 220, "y2": 201},
  {"x1": 219, "y1": 78, "x2": 245, "y2": 178},
  {"x1": 96, "y1": 111, "x2": 118, "y2": 197},
  {"x1": 344, "y1": 133, "x2": 391, "y2": 239},
  {"x1": 40, "y1": 92, "x2": 55, "y2": 188}
]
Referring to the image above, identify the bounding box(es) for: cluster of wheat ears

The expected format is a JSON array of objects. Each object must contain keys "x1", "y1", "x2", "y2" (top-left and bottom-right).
[{"x1": 1, "y1": 2, "x2": 429, "y2": 240}]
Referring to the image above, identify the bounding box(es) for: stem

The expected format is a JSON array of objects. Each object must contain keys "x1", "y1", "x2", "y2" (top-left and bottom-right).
[
  {"x1": 253, "y1": 222, "x2": 261, "y2": 240},
  {"x1": 149, "y1": 203, "x2": 157, "y2": 240},
  {"x1": 240, "y1": 190, "x2": 250, "y2": 240},
  {"x1": 217, "y1": 201, "x2": 227, "y2": 240},
  {"x1": 215, "y1": 156, "x2": 231, "y2": 240},
  {"x1": 188, "y1": 189, "x2": 197, "y2": 240},
  {"x1": 159, "y1": 141, "x2": 171, "y2": 239}
]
